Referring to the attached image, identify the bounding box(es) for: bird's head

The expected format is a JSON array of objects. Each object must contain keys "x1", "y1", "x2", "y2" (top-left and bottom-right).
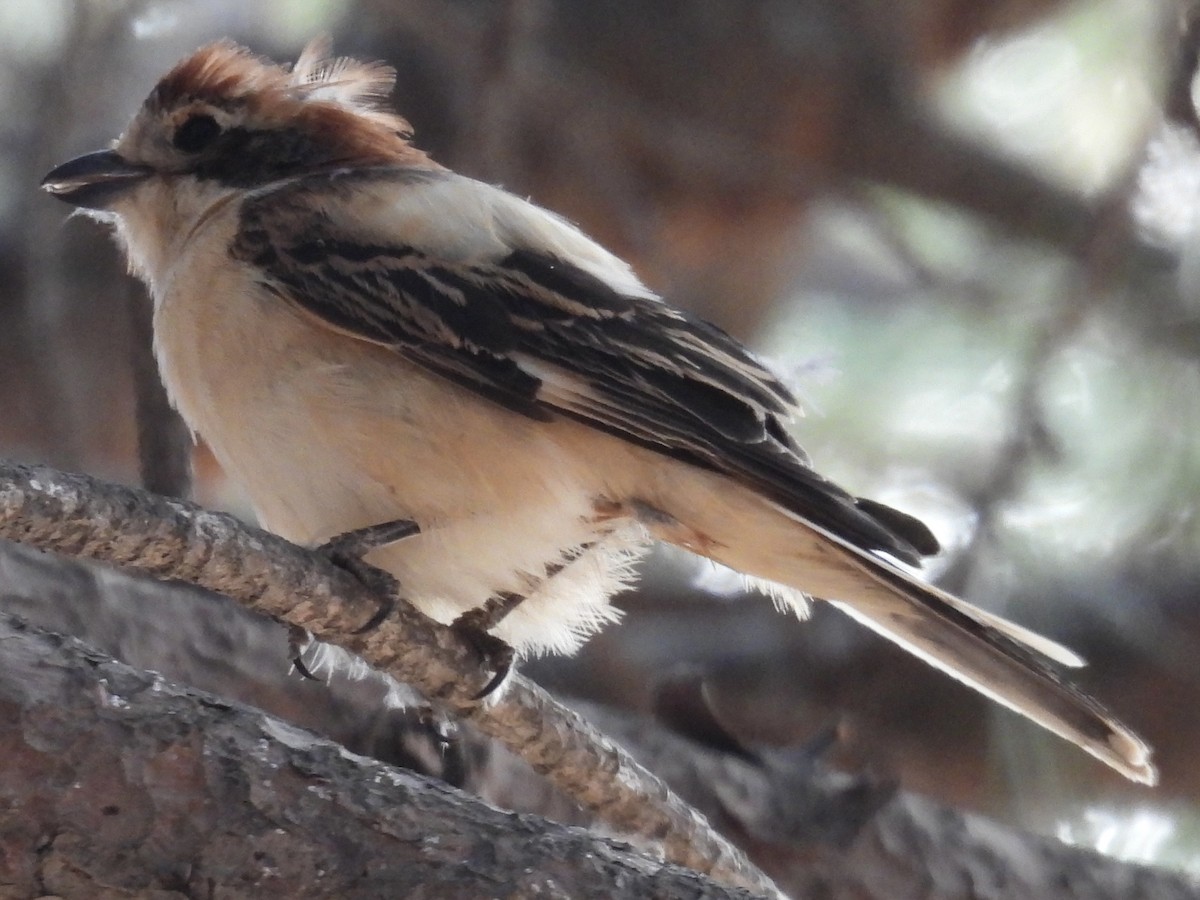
[{"x1": 42, "y1": 37, "x2": 428, "y2": 214}]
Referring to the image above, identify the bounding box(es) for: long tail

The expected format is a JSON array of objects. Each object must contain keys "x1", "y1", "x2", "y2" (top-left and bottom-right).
[{"x1": 643, "y1": 482, "x2": 1157, "y2": 785}]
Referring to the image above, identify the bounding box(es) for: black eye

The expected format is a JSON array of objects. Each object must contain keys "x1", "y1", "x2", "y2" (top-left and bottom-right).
[{"x1": 173, "y1": 114, "x2": 221, "y2": 153}]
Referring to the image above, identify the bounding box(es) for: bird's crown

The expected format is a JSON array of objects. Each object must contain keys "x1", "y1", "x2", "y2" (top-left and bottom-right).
[{"x1": 116, "y1": 37, "x2": 428, "y2": 186}]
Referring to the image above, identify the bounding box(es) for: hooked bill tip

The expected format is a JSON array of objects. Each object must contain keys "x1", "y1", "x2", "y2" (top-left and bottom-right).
[{"x1": 41, "y1": 150, "x2": 150, "y2": 209}]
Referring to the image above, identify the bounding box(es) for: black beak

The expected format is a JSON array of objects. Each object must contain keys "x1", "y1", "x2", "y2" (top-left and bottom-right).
[{"x1": 41, "y1": 150, "x2": 151, "y2": 210}]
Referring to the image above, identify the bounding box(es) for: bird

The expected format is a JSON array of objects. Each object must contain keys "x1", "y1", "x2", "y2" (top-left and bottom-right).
[{"x1": 42, "y1": 38, "x2": 1155, "y2": 784}]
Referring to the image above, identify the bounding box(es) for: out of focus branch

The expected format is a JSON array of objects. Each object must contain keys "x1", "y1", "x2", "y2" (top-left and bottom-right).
[
  {"x1": 125, "y1": 277, "x2": 193, "y2": 498},
  {"x1": 0, "y1": 613, "x2": 749, "y2": 899},
  {"x1": 939, "y1": 134, "x2": 1153, "y2": 599},
  {"x1": 580, "y1": 704, "x2": 1199, "y2": 900},
  {"x1": 351, "y1": 0, "x2": 1180, "y2": 343}
]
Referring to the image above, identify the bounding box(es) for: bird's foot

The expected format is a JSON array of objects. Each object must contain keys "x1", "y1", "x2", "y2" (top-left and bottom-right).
[
  {"x1": 320, "y1": 518, "x2": 420, "y2": 561},
  {"x1": 450, "y1": 607, "x2": 517, "y2": 700},
  {"x1": 315, "y1": 518, "x2": 419, "y2": 633}
]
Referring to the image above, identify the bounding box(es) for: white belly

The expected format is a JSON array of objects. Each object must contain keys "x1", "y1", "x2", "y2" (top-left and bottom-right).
[{"x1": 152, "y1": 256, "x2": 648, "y2": 654}]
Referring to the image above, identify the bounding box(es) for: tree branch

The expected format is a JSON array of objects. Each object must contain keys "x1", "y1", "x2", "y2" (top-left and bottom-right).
[
  {"x1": 579, "y1": 704, "x2": 1199, "y2": 900},
  {"x1": 0, "y1": 460, "x2": 778, "y2": 898},
  {"x1": 0, "y1": 612, "x2": 754, "y2": 899},
  {"x1": 1, "y1": 514, "x2": 1192, "y2": 898}
]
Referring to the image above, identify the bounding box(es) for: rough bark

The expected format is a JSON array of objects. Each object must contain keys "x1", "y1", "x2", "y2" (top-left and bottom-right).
[
  {"x1": 580, "y1": 705, "x2": 1200, "y2": 900},
  {"x1": 0, "y1": 460, "x2": 777, "y2": 897},
  {"x1": 0, "y1": 613, "x2": 755, "y2": 900},
  {"x1": 0, "y1": 536, "x2": 1194, "y2": 899}
]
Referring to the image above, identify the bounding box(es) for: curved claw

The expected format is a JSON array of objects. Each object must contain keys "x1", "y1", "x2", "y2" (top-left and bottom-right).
[
  {"x1": 450, "y1": 612, "x2": 516, "y2": 700},
  {"x1": 314, "y1": 518, "x2": 417, "y2": 633},
  {"x1": 291, "y1": 653, "x2": 322, "y2": 682},
  {"x1": 352, "y1": 595, "x2": 396, "y2": 635},
  {"x1": 287, "y1": 624, "x2": 321, "y2": 681}
]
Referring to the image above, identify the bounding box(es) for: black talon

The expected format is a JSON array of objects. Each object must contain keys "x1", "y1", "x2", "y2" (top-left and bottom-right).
[
  {"x1": 292, "y1": 654, "x2": 321, "y2": 682},
  {"x1": 451, "y1": 610, "x2": 516, "y2": 700},
  {"x1": 318, "y1": 522, "x2": 535, "y2": 697},
  {"x1": 474, "y1": 660, "x2": 512, "y2": 700},
  {"x1": 315, "y1": 518, "x2": 418, "y2": 632},
  {"x1": 288, "y1": 624, "x2": 321, "y2": 681},
  {"x1": 332, "y1": 556, "x2": 401, "y2": 632},
  {"x1": 352, "y1": 595, "x2": 396, "y2": 635}
]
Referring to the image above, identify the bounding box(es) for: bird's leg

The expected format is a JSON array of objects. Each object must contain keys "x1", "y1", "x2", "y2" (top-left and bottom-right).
[
  {"x1": 314, "y1": 518, "x2": 420, "y2": 634},
  {"x1": 290, "y1": 521, "x2": 417, "y2": 680},
  {"x1": 451, "y1": 592, "x2": 525, "y2": 700},
  {"x1": 452, "y1": 542, "x2": 598, "y2": 700},
  {"x1": 317, "y1": 517, "x2": 421, "y2": 574}
]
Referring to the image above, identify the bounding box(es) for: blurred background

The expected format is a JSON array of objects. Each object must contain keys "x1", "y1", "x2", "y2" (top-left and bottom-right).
[{"x1": 5, "y1": 0, "x2": 1200, "y2": 877}]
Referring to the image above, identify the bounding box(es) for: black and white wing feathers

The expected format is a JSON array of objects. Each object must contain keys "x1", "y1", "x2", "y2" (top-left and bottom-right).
[{"x1": 231, "y1": 169, "x2": 938, "y2": 564}]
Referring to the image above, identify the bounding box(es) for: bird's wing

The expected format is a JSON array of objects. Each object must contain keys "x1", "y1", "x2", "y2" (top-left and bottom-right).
[{"x1": 232, "y1": 167, "x2": 938, "y2": 565}]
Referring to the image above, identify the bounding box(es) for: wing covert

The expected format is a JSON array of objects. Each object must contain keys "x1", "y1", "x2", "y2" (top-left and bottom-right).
[{"x1": 231, "y1": 170, "x2": 938, "y2": 562}]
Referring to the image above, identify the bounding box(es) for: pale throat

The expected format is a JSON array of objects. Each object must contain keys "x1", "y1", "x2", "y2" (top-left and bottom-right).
[{"x1": 112, "y1": 179, "x2": 239, "y2": 293}]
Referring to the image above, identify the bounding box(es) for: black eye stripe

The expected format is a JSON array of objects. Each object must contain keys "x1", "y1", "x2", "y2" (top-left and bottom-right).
[
  {"x1": 173, "y1": 114, "x2": 221, "y2": 153},
  {"x1": 190, "y1": 126, "x2": 323, "y2": 187}
]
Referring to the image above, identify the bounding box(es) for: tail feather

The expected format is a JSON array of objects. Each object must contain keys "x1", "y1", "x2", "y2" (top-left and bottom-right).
[
  {"x1": 827, "y1": 551, "x2": 1155, "y2": 785},
  {"x1": 642, "y1": 486, "x2": 1157, "y2": 785}
]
